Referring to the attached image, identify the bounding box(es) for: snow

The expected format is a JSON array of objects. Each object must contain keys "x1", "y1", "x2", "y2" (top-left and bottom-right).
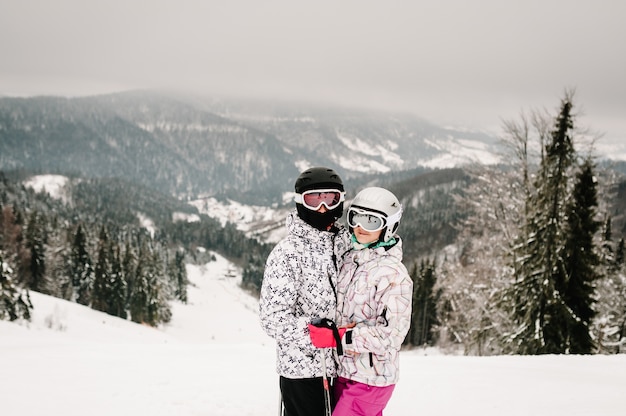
[
  {"x1": 2, "y1": 251, "x2": 624, "y2": 415},
  {"x1": 335, "y1": 152, "x2": 392, "y2": 174},
  {"x1": 421, "y1": 136, "x2": 502, "y2": 168},
  {"x1": 136, "y1": 212, "x2": 156, "y2": 237},
  {"x1": 23, "y1": 174, "x2": 70, "y2": 203},
  {"x1": 189, "y1": 197, "x2": 277, "y2": 229},
  {"x1": 173, "y1": 211, "x2": 201, "y2": 223},
  {"x1": 334, "y1": 131, "x2": 403, "y2": 173}
]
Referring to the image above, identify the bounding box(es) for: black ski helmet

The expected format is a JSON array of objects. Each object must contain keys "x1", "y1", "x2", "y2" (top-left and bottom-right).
[
  {"x1": 294, "y1": 166, "x2": 344, "y2": 194},
  {"x1": 294, "y1": 167, "x2": 344, "y2": 231}
]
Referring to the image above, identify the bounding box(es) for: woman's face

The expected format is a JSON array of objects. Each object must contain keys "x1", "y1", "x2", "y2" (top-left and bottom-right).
[{"x1": 353, "y1": 226, "x2": 383, "y2": 245}]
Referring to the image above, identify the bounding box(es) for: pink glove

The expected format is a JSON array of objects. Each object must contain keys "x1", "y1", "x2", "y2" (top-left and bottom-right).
[{"x1": 308, "y1": 323, "x2": 347, "y2": 348}]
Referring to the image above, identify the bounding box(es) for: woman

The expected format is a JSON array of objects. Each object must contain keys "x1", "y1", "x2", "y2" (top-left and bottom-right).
[{"x1": 333, "y1": 187, "x2": 413, "y2": 416}]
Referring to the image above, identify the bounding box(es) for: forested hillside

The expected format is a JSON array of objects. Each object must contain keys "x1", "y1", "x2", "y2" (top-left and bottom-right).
[
  {"x1": 0, "y1": 171, "x2": 271, "y2": 325},
  {"x1": 0, "y1": 94, "x2": 296, "y2": 203}
]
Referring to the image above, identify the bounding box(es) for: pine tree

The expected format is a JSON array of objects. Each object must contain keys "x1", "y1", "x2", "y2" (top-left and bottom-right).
[
  {"x1": 241, "y1": 251, "x2": 266, "y2": 295},
  {"x1": 24, "y1": 210, "x2": 47, "y2": 293},
  {"x1": 44, "y1": 217, "x2": 73, "y2": 299},
  {"x1": 563, "y1": 159, "x2": 600, "y2": 353},
  {"x1": 592, "y1": 183, "x2": 626, "y2": 352},
  {"x1": 92, "y1": 226, "x2": 112, "y2": 313},
  {"x1": 122, "y1": 240, "x2": 137, "y2": 311},
  {"x1": 0, "y1": 251, "x2": 32, "y2": 321},
  {"x1": 129, "y1": 241, "x2": 150, "y2": 324},
  {"x1": 0, "y1": 206, "x2": 22, "y2": 265},
  {"x1": 108, "y1": 243, "x2": 127, "y2": 319},
  {"x1": 70, "y1": 224, "x2": 93, "y2": 305},
  {"x1": 172, "y1": 249, "x2": 187, "y2": 303},
  {"x1": 509, "y1": 92, "x2": 577, "y2": 354},
  {"x1": 145, "y1": 246, "x2": 171, "y2": 325},
  {"x1": 407, "y1": 259, "x2": 438, "y2": 347},
  {"x1": 129, "y1": 237, "x2": 171, "y2": 326}
]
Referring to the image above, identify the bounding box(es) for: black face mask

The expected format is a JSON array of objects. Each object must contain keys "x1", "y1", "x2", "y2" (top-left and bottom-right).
[{"x1": 297, "y1": 204, "x2": 343, "y2": 231}]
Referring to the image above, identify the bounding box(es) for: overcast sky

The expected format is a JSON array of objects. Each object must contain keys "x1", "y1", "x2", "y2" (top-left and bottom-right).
[{"x1": 1, "y1": 0, "x2": 624, "y2": 144}]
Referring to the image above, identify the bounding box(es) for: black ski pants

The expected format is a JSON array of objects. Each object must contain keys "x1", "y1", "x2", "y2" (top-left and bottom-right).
[{"x1": 280, "y1": 376, "x2": 334, "y2": 416}]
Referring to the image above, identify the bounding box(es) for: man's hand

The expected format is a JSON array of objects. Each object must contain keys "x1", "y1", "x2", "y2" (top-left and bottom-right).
[{"x1": 308, "y1": 324, "x2": 347, "y2": 348}]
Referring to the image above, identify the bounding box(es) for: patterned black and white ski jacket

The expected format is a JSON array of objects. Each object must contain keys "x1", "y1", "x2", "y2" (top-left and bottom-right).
[
  {"x1": 259, "y1": 210, "x2": 350, "y2": 379},
  {"x1": 335, "y1": 238, "x2": 412, "y2": 387}
]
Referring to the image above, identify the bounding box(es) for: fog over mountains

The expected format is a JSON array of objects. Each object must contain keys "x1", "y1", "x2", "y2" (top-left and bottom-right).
[{"x1": 0, "y1": 91, "x2": 502, "y2": 204}]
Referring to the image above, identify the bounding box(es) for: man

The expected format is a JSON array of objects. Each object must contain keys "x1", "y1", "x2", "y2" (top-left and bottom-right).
[{"x1": 259, "y1": 166, "x2": 349, "y2": 416}]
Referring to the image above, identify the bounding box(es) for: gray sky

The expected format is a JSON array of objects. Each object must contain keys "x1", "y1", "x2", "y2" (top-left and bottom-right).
[{"x1": 1, "y1": 0, "x2": 625, "y2": 145}]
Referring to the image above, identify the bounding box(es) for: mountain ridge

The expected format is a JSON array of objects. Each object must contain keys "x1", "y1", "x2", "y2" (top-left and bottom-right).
[{"x1": 0, "y1": 90, "x2": 501, "y2": 204}]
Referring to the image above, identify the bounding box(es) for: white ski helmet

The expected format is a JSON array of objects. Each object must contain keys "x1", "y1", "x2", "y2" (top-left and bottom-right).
[{"x1": 348, "y1": 187, "x2": 402, "y2": 242}]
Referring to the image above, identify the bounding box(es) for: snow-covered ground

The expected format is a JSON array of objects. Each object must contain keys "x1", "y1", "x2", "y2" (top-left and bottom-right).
[{"x1": 1, "y1": 252, "x2": 625, "y2": 416}]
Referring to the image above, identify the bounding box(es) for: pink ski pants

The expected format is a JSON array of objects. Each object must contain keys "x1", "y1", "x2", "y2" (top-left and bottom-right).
[{"x1": 333, "y1": 377, "x2": 395, "y2": 416}]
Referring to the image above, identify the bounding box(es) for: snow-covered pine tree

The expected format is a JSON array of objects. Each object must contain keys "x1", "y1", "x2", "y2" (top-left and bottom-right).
[
  {"x1": 1, "y1": 205, "x2": 24, "y2": 279},
  {"x1": 594, "y1": 187, "x2": 626, "y2": 352},
  {"x1": 70, "y1": 223, "x2": 93, "y2": 305},
  {"x1": 122, "y1": 239, "x2": 137, "y2": 312},
  {"x1": 108, "y1": 243, "x2": 127, "y2": 319},
  {"x1": 24, "y1": 210, "x2": 47, "y2": 293},
  {"x1": 563, "y1": 159, "x2": 601, "y2": 353},
  {"x1": 146, "y1": 244, "x2": 171, "y2": 325},
  {"x1": 129, "y1": 236, "x2": 171, "y2": 326},
  {"x1": 129, "y1": 239, "x2": 151, "y2": 324},
  {"x1": 508, "y1": 92, "x2": 577, "y2": 354},
  {"x1": 44, "y1": 216, "x2": 73, "y2": 300},
  {"x1": 406, "y1": 258, "x2": 438, "y2": 347},
  {"x1": 92, "y1": 225, "x2": 112, "y2": 313},
  {"x1": 0, "y1": 251, "x2": 32, "y2": 321},
  {"x1": 171, "y1": 249, "x2": 187, "y2": 303}
]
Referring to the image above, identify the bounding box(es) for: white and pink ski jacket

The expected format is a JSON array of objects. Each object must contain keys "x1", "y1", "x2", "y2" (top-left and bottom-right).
[{"x1": 336, "y1": 238, "x2": 413, "y2": 387}]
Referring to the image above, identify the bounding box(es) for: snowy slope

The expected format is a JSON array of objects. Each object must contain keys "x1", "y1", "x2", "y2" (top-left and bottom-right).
[{"x1": 1, "y1": 252, "x2": 625, "y2": 416}]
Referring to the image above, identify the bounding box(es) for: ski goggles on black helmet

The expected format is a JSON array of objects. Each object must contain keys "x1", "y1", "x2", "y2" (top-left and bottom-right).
[
  {"x1": 347, "y1": 207, "x2": 388, "y2": 232},
  {"x1": 294, "y1": 189, "x2": 345, "y2": 211}
]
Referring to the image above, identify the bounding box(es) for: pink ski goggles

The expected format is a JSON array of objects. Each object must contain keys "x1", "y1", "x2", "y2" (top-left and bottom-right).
[{"x1": 294, "y1": 189, "x2": 345, "y2": 211}]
